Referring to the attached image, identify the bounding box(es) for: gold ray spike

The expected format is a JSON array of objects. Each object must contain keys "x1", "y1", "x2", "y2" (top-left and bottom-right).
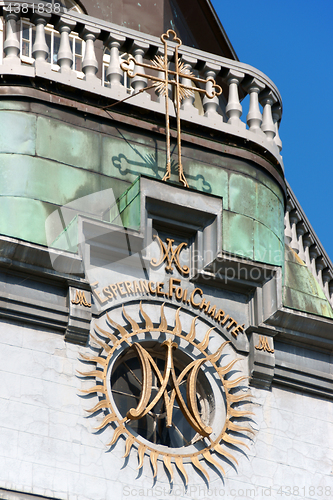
[
  {"x1": 153, "y1": 81, "x2": 165, "y2": 93},
  {"x1": 85, "y1": 400, "x2": 111, "y2": 413},
  {"x1": 90, "y1": 332, "x2": 112, "y2": 353},
  {"x1": 159, "y1": 303, "x2": 168, "y2": 332},
  {"x1": 175, "y1": 456, "x2": 188, "y2": 485},
  {"x1": 228, "y1": 407, "x2": 254, "y2": 418},
  {"x1": 202, "y1": 450, "x2": 226, "y2": 475},
  {"x1": 152, "y1": 56, "x2": 164, "y2": 68},
  {"x1": 179, "y1": 87, "x2": 194, "y2": 100},
  {"x1": 184, "y1": 316, "x2": 197, "y2": 341},
  {"x1": 222, "y1": 433, "x2": 250, "y2": 450},
  {"x1": 213, "y1": 443, "x2": 238, "y2": 466},
  {"x1": 191, "y1": 456, "x2": 210, "y2": 482},
  {"x1": 95, "y1": 413, "x2": 118, "y2": 431},
  {"x1": 95, "y1": 324, "x2": 118, "y2": 345},
  {"x1": 217, "y1": 358, "x2": 239, "y2": 376},
  {"x1": 137, "y1": 443, "x2": 147, "y2": 470},
  {"x1": 228, "y1": 393, "x2": 252, "y2": 404},
  {"x1": 197, "y1": 327, "x2": 214, "y2": 350},
  {"x1": 77, "y1": 369, "x2": 104, "y2": 380},
  {"x1": 163, "y1": 456, "x2": 174, "y2": 482},
  {"x1": 123, "y1": 434, "x2": 136, "y2": 458},
  {"x1": 79, "y1": 353, "x2": 107, "y2": 367},
  {"x1": 139, "y1": 302, "x2": 153, "y2": 330},
  {"x1": 224, "y1": 376, "x2": 247, "y2": 389},
  {"x1": 122, "y1": 305, "x2": 140, "y2": 334},
  {"x1": 227, "y1": 421, "x2": 255, "y2": 435},
  {"x1": 79, "y1": 303, "x2": 254, "y2": 485},
  {"x1": 107, "y1": 425, "x2": 125, "y2": 447},
  {"x1": 172, "y1": 307, "x2": 182, "y2": 335},
  {"x1": 150, "y1": 450, "x2": 159, "y2": 478},
  {"x1": 106, "y1": 313, "x2": 130, "y2": 342},
  {"x1": 80, "y1": 384, "x2": 106, "y2": 396},
  {"x1": 210, "y1": 341, "x2": 230, "y2": 363}
]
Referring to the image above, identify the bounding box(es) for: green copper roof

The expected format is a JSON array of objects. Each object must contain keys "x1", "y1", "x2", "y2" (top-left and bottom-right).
[{"x1": 283, "y1": 245, "x2": 333, "y2": 319}]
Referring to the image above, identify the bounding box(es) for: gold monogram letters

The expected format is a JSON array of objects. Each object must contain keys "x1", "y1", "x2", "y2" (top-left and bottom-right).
[
  {"x1": 150, "y1": 235, "x2": 189, "y2": 275},
  {"x1": 255, "y1": 335, "x2": 274, "y2": 353},
  {"x1": 71, "y1": 290, "x2": 91, "y2": 307},
  {"x1": 127, "y1": 339, "x2": 212, "y2": 437}
]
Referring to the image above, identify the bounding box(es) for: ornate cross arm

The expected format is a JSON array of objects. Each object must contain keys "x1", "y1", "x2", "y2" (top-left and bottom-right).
[{"x1": 121, "y1": 57, "x2": 222, "y2": 99}]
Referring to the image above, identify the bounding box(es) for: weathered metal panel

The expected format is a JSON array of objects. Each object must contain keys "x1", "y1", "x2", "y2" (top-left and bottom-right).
[
  {"x1": 36, "y1": 116, "x2": 102, "y2": 172},
  {"x1": 284, "y1": 286, "x2": 333, "y2": 318},
  {"x1": 229, "y1": 172, "x2": 256, "y2": 219},
  {"x1": 0, "y1": 197, "x2": 58, "y2": 245},
  {"x1": 0, "y1": 101, "x2": 285, "y2": 266},
  {"x1": 254, "y1": 221, "x2": 283, "y2": 267},
  {"x1": 0, "y1": 154, "x2": 114, "y2": 207},
  {"x1": 0, "y1": 111, "x2": 36, "y2": 155},
  {"x1": 283, "y1": 246, "x2": 333, "y2": 318},
  {"x1": 257, "y1": 182, "x2": 284, "y2": 241},
  {"x1": 222, "y1": 211, "x2": 254, "y2": 260}
]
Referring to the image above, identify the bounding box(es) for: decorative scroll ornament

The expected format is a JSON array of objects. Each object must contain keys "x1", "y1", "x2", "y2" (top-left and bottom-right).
[
  {"x1": 121, "y1": 30, "x2": 222, "y2": 188},
  {"x1": 150, "y1": 235, "x2": 189, "y2": 275},
  {"x1": 80, "y1": 303, "x2": 253, "y2": 484}
]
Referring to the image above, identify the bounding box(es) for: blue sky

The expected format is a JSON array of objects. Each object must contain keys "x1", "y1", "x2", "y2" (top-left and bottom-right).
[{"x1": 211, "y1": 0, "x2": 333, "y2": 262}]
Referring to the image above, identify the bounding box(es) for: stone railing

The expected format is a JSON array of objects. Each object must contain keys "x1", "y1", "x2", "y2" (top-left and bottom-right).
[
  {"x1": 285, "y1": 182, "x2": 333, "y2": 307},
  {"x1": 0, "y1": 2, "x2": 283, "y2": 168}
]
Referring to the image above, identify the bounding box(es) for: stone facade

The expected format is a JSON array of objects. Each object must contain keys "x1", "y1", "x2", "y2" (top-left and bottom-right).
[{"x1": 1, "y1": 322, "x2": 332, "y2": 499}]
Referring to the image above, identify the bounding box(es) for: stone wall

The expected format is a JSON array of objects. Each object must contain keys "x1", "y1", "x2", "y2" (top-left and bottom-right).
[{"x1": 1, "y1": 318, "x2": 332, "y2": 500}]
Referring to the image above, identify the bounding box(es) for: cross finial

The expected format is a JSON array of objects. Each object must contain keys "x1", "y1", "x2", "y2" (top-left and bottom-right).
[{"x1": 121, "y1": 30, "x2": 222, "y2": 188}]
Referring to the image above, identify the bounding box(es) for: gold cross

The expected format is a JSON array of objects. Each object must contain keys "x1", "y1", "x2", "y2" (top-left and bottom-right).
[{"x1": 121, "y1": 30, "x2": 222, "y2": 188}]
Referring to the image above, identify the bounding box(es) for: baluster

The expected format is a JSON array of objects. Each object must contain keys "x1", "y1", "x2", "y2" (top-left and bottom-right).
[
  {"x1": 80, "y1": 26, "x2": 101, "y2": 81},
  {"x1": 329, "y1": 281, "x2": 333, "y2": 306},
  {"x1": 32, "y1": 13, "x2": 51, "y2": 64},
  {"x1": 296, "y1": 222, "x2": 306, "y2": 263},
  {"x1": 203, "y1": 62, "x2": 221, "y2": 119},
  {"x1": 243, "y1": 77, "x2": 265, "y2": 133},
  {"x1": 289, "y1": 209, "x2": 299, "y2": 254},
  {"x1": 105, "y1": 33, "x2": 126, "y2": 90},
  {"x1": 56, "y1": 18, "x2": 76, "y2": 73},
  {"x1": 272, "y1": 104, "x2": 283, "y2": 152},
  {"x1": 131, "y1": 40, "x2": 149, "y2": 93},
  {"x1": 309, "y1": 245, "x2": 319, "y2": 279},
  {"x1": 3, "y1": 11, "x2": 20, "y2": 65},
  {"x1": 302, "y1": 233, "x2": 313, "y2": 268},
  {"x1": 284, "y1": 203, "x2": 293, "y2": 246},
  {"x1": 180, "y1": 55, "x2": 197, "y2": 113},
  {"x1": 225, "y1": 69, "x2": 244, "y2": 126},
  {"x1": 260, "y1": 90, "x2": 276, "y2": 140},
  {"x1": 315, "y1": 257, "x2": 325, "y2": 290},
  {"x1": 322, "y1": 269, "x2": 331, "y2": 301}
]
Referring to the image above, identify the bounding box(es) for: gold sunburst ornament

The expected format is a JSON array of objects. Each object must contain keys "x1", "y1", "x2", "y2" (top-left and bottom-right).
[{"x1": 79, "y1": 303, "x2": 253, "y2": 484}]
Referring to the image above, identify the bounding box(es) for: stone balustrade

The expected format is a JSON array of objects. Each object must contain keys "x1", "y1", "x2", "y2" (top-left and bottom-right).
[
  {"x1": 284, "y1": 182, "x2": 333, "y2": 307},
  {"x1": 0, "y1": 2, "x2": 284, "y2": 168}
]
